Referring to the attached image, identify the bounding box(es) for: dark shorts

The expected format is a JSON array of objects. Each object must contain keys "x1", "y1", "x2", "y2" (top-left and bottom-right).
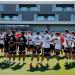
[
  {"x1": 26, "y1": 44, "x2": 28, "y2": 48},
  {"x1": 62, "y1": 45, "x2": 64, "y2": 50},
  {"x1": 4, "y1": 44, "x2": 9, "y2": 52},
  {"x1": 9, "y1": 50, "x2": 16, "y2": 54},
  {"x1": 19, "y1": 45, "x2": 26, "y2": 51},
  {"x1": 33, "y1": 45, "x2": 41, "y2": 54},
  {"x1": 43, "y1": 48, "x2": 50, "y2": 56},
  {"x1": 0, "y1": 44, "x2": 3, "y2": 49},
  {"x1": 50, "y1": 44, "x2": 55, "y2": 50},
  {"x1": 64, "y1": 47, "x2": 72, "y2": 53},
  {"x1": 9, "y1": 46, "x2": 16, "y2": 54},
  {"x1": 28, "y1": 45, "x2": 33, "y2": 49},
  {"x1": 19, "y1": 50, "x2": 25, "y2": 55},
  {"x1": 72, "y1": 47, "x2": 75, "y2": 54},
  {"x1": 55, "y1": 49, "x2": 60, "y2": 55},
  {"x1": 10, "y1": 47, "x2": 16, "y2": 51}
]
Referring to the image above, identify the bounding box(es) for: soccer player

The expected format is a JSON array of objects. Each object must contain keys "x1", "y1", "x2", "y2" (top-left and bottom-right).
[
  {"x1": 50, "y1": 33, "x2": 55, "y2": 56},
  {"x1": 30, "y1": 32, "x2": 43, "y2": 68},
  {"x1": 27, "y1": 32, "x2": 33, "y2": 55},
  {"x1": 59, "y1": 33, "x2": 64, "y2": 56},
  {"x1": 64, "y1": 29, "x2": 72, "y2": 64},
  {"x1": 0, "y1": 32, "x2": 4, "y2": 53},
  {"x1": 71, "y1": 32, "x2": 75, "y2": 62},
  {"x1": 4, "y1": 31, "x2": 9, "y2": 58},
  {"x1": 54, "y1": 32, "x2": 62, "y2": 64},
  {"x1": 25, "y1": 32, "x2": 29, "y2": 55},
  {"x1": 8, "y1": 30, "x2": 17, "y2": 63},
  {"x1": 18, "y1": 31, "x2": 27, "y2": 63},
  {"x1": 4, "y1": 29, "x2": 12, "y2": 60},
  {"x1": 41, "y1": 30, "x2": 51, "y2": 67}
]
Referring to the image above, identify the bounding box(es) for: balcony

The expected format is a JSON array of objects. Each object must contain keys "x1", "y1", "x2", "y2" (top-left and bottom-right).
[
  {"x1": 0, "y1": 14, "x2": 22, "y2": 21},
  {"x1": 16, "y1": 4, "x2": 40, "y2": 11},
  {"x1": 34, "y1": 14, "x2": 58, "y2": 21},
  {"x1": 52, "y1": 4, "x2": 75, "y2": 11}
]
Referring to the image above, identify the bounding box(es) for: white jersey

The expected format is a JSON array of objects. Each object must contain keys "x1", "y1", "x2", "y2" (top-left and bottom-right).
[
  {"x1": 72, "y1": 35, "x2": 75, "y2": 47},
  {"x1": 0, "y1": 34, "x2": 4, "y2": 44},
  {"x1": 50, "y1": 36, "x2": 55, "y2": 45},
  {"x1": 25, "y1": 34, "x2": 31, "y2": 45},
  {"x1": 43, "y1": 34, "x2": 51, "y2": 48},
  {"x1": 33, "y1": 35, "x2": 43, "y2": 45},
  {"x1": 54, "y1": 36, "x2": 61, "y2": 50},
  {"x1": 64, "y1": 33, "x2": 72, "y2": 48},
  {"x1": 27, "y1": 35, "x2": 33, "y2": 45}
]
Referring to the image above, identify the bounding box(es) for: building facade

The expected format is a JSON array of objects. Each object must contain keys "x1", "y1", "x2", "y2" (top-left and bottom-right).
[{"x1": 0, "y1": 1, "x2": 75, "y2": 32}]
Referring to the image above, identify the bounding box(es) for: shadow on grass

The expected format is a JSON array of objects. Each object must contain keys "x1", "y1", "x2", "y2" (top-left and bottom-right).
[
  {"x1": 0, "y1": 61, "x2": 14, "y2": 69},
  {"x1": 64, "y1": 62, "x2": 75, "y2": 70},
  {"x1": 0, "y1": 56, "x2": 4, "y2": 58},
  {"x1": 53, "y1": 63, "x2": 61, "y2": 70},
  {"x1": 11, "y1": 63, "x2": 26, "y2": 70},
  {"x1": 38, "y1": 65, "x2": 52, "y2": 72},
  {"x1": 58, "y1": 56, "x2": 65, "y2": 60},
  {"x1": 27, "y1": 63, "x2": 62, "y2": 72},
  {"x1": 27, "y1": 64, "x2": 52, "y2": 72}
]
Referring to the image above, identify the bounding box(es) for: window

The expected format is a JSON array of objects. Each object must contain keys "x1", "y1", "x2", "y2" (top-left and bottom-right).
[
  {"x1": 4, "y1": 16, "x2": 10, "y2": 21},
  {"x1": 13, "y1": 16, "x2": 18, "y2": 21},
  {"x1": 16, "y1": 4, "x2": 40, "y2": 11},
  {"x1": 1, "y1": 14, "x2": 22, "y2": 21},
  {"x1": 37, "y1": 16, "x2": 44, "y2": 20},
  {"x1": 52, "y1": 4, "x2": 74, "y2": 11},
  {"x1": 34, "y1": 14, "x2": 58, "y2": 21},
  {"x1": 52, "y1": 4, "x2": 63, "y2": 11},
  {"x1": 71, "y1": 14, "x2": 75, "y2": 21},
  {"x1": 18, "y1": 14, "x2": 22, "y2": 21},
  {"x1": 48, "y1": 16, "x2": 55, "y2": 21},
  {"x1": 0, "y1": 4, "x2": 3, "y2": 11},
  {"x1": 65, "y1": 7, "x2": 72, "y2": 11}
]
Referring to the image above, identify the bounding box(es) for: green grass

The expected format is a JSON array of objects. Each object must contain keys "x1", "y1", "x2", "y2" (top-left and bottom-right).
[{"x1": 0, "y1": 55, "x2": 75, "y2": 75}]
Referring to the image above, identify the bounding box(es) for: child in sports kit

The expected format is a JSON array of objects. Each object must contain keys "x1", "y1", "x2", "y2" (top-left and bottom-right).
[
  {"x1": 30, "y1": 32, "x2": 43, "y2": 68},
  {"x1": 59, "y1": 33, "x2": 64, "y2": 56},
  {"x1": 0, "y1": 32, "x2": 4, "y2": 53},
  {"x1": 54, "y1": 32, "x2": 62, "y2": 64},
  {"x1": 4, "y1": 29, "x2": 12, "y2": 62},
  {"x1": 4, "y1": 32, "x2": 10, "y2": 58},
  {"x1": 27, "y1": 32, "x2": 33, "y2": 55},
  {"x1": 18, "y1": 32, "x2": 27, "y2": 62},
  {"x1": 41, "y1": 31, "x2": 51, "y2": 67},
  {"x1": 50, "y1": 33, "x2": 55, "y2": 56},
  {"x1": 64, "y1": 30, "x2": 73, "y2": 64},
  {"x1": 8, "y1": 30, "x2": 17, "y2": 63},
  {"x1": 71, "y1": 32, "x2": 75, "y2": 61},
  {"x1": 25, "y1": 32, "x2": 30, "y2": 55}
]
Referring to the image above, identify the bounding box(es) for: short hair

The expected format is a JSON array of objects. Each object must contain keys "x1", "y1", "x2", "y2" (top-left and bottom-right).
[
  {"x1": 36, "y1": 32, "x2": 40, "y2": 35},
  {"x1": 21, "y1": 31, "x2": 24, "y2": 35},
  {"x1": 45, "y1": 30, "x2": 48, "y2": 34},
  {"x1": 64, "y1": 29, "x2": 69, "y2": 33},
  {"x1": 12, "y1": 30, "x2": 15, "y2": 34},
  {"x1": 72, "y1": 31, "x2": 75, "y2": 35},
  {"x1": 55, "y1": 32, "x2": 60, "y2": 36}
]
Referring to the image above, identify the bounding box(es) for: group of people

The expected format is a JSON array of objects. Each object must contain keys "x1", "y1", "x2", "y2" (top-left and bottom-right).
[{"x1": 0, "y1": 29, "x2": 75, "y2": 68}]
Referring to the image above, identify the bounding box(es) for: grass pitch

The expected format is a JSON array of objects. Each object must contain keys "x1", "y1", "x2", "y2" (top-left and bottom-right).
[{"x1": 0, "y1": 54, "x2": 75, "y2": 75}]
